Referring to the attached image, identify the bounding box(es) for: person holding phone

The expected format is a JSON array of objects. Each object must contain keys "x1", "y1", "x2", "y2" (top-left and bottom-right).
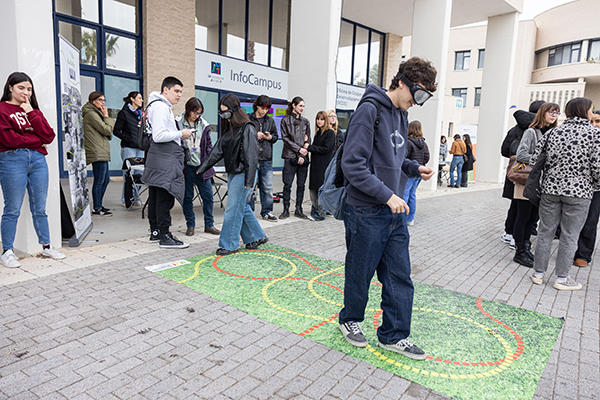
[
  {"x1": 0, "y1": 71, "x2": 66, "y2": 268},
  {"x1": 177, "y1": 97, "x2": 220, "y2": 237}
]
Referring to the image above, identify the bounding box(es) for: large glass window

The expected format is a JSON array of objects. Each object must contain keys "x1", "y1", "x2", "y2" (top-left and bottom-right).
[
  {"x1": 271, "y1": 0, "x2": 290, "y2": 69},
  {"x1": 59, "y1": 22, "x2": 98, "y2": 66},
  {"x1": 105, "y1": 33, "x2": 137, "y2": 73},
  {"x1": 588, "y1": 40, "x2": 600, "y2": 61},
  {"x1": 474, "y1": 87, "x2": 481, "y2": 107},
  {"x1": 55, "y1": 0, "x2": 98, "y2": 22},
  {"x1": 548, "y1": 42, "x2": 582, "y2": 66},
  {"x1": 337, "y1": 19, "x2": 385, "y2": 87},
  {"x1": 103, "y1": 0, "x2": 138, "y2": 33},
  {"x1": 247, "y1": 0, "x2": 270, "y2": 65},
  {"x1": 478, "y1": 49, "x2": 485, "y2": 69},
  {"x1": 455, "y1": 51, "x2": 470, "y2": 70},
  {"x1": 195, "y1": 0, "x2": 219, "y2": 52},
  {"x1": 452, "y1": 88, "x2": 467, "y2": 108},
  {"x1": 223, "y1": 0, "x2": 246, "y2": 60}
]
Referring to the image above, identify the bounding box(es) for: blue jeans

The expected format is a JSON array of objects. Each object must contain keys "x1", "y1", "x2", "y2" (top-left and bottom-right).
[
  {"x1": 91, "y1": 161, "x2": 110, "y2": 210},
  {"x1": 219, "y1": 172, "x2": 265, "y2": 250},
  {"x1": 339, "y1": 204, "x2": 414, "y2": 344},
  {"x1": 449, "y1": 155, "x2": 464, "y2": 186},
  {"x1": 183, "y1": 165, "x2": 215, "y2": 228},
  {"x1": 0, "y1": 149, "x2": 50, "y2": 250},
  {"x1": 403, "y1": 176, "x2": 421, "y2": 222},
  {"x1": 121, "y1": 147, "x2": 144, "y2": 203},
  {"x1": 247, "y1": 160, "x2": 274, "y2": 216}
]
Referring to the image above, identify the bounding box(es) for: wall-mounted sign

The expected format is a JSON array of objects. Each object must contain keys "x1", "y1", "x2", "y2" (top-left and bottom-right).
[
  {"x1": 196, "y1": 51, "x2": 289, "y2": 99},
  {"x1": 336, "y1": 83, "x2": 366, "y2": 110}
]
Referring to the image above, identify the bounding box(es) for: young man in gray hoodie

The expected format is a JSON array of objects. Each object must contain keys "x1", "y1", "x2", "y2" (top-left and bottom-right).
[
  {"x1": 338, "y1": 57, "x2": 437, "y2": 360},
  {"x1": 142, "y1": 76, "x2": 192, "y2": 248}
]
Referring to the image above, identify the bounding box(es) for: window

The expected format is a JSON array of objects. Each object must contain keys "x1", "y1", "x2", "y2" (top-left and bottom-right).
[
  {"x1": 548, "y1": 42, "x2": 582, "y2": 66},
  {"x1": 478, "y1": 49, "x2": 485, "y2": 69},
  {"x1": 474, "y1": 87, "x2": 481, "y2": 107},
  {"x1": 588, "y1": 39, "x2": 600, "y2": 61},
  {"x1": 195, "y1": 0, "x2": 291, "y2": 70},
  {"x1": 337, "y1": 19, "x2": 385, "y2": 87},
  {"x1": 454, "y1": 50, "x2": 470, "y2": 70},
  {"x1": 452, "y1": 88, "x2": 467, "y2": 108}
]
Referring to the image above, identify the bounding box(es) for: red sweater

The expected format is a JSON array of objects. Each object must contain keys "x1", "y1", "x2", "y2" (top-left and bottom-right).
[{"x1": 0, "y1": 102, "x2": 56, "y2": 155}]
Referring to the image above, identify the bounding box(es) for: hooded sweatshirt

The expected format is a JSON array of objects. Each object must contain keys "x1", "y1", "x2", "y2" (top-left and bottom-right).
[
  {"x1": 146, "y1": 91, "x2": 183, "y2": 144},
  {"x1": 342, "y1": 84, "x2": 420, "y2": 207}
]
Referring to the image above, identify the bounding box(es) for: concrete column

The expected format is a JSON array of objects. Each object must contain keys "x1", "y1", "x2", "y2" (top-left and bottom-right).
[
  {"x1": 0, "y1": 0, "x2": 61, "y2": 255},
  {"x1": 477, "y1": 12, "x2": 519, "y2": 183},
  {"x1": 143, "y1": 0, "x2": 195, "y2": 115},
  {"x1": 407, "y1": 0, "x2": 452, "y2": 191},
  {"x1": 288, "y1": 0, "x2": 342, "y2": 121},
  {"x1": 382, "y1": 33, "x2": 403, "y2": 88}
]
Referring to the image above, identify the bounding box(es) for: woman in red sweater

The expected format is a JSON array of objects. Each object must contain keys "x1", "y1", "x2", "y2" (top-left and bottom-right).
[{"x1": 0, "y1": 72, "x2": 66, "y2": 268}]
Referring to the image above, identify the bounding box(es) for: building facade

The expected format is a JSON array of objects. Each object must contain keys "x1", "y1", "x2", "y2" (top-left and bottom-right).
[{"x1": 0, "y1": 0, "x2": 523, "y2": 254}]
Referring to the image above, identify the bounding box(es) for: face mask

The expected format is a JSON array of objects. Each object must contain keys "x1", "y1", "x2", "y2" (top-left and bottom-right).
[
  {"x1": 396, "y1": 73, "x2": 433, "y2": 106},
  {"x1": 218, "y1": 106, "x2": 240, "y2": 120}
]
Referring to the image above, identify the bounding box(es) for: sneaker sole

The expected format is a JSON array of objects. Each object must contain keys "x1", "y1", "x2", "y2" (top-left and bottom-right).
[
  {"x1": 1, "y1": 262, "x2": 21, "y2": 268},
  {"x1": 159, "y1": 244, "x2": 190, "y2": 249},
  {"x1": 553, "y1": 282, "x2": 582, "y2": 291},
  {"x1": 377, "y1": 341, "x2": 427, "y2": 360},
  {"x1": 339, "y1": 325, "x2": 368, "y2": 348},
  {"x1": 530, "y1": 275, "x2": 543, "y2": 285}
]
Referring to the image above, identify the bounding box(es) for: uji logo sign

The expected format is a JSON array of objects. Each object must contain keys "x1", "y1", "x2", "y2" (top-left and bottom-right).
[{"x1": 211, "y1": 62, "x2": 221, "y2": 75}]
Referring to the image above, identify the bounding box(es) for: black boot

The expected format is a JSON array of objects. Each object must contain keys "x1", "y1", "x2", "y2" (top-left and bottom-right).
[
  {"x1": 279, "y1": 205, "x2": 290, "y2": 219},
  {"x1": 513, "y1": 243, "x2": 534, "y2": 268},
  {"x1": 524, "y1": 239, "x2": 535, "y2": 262},
  {"x1": 294, "y1": 208, "x2": 310, "y2": 220}
]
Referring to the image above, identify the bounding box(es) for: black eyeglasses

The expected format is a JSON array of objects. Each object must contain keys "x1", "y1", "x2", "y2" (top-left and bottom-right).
[{"x1": 396, "y1": 73, "x2": 433, "y2": 106}]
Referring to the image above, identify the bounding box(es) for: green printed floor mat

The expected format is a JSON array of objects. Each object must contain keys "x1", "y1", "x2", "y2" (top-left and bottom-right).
[{"x1": 149, "y1": 244, "x2": 563, "y2": 400}]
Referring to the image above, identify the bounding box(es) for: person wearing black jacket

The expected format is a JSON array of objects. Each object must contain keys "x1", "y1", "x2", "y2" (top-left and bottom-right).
[
  {"x1": 499, "y1": 100, "x2": 544, "y2": 246},
  {"x1": 248, "y1": 95, "x2": 278, "y2": 222},
  {"x1": 113, "y1": 91, "x2": 144, "y2": 206},
  {"x1": 460, "y1": 134, "x2": 475, "y2": 187},
  {"x1": 197, "y1": 93, "x2": 267, "y2": 256},
  {"x1": 307, "y1": 111, "x2": 336, "y2": 221}
]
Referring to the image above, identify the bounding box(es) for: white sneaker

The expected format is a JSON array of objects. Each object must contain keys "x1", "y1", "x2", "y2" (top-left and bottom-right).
[
  {"x1": 530, "y1": 272, "x2": 544, "y2": 285},
  {"x1": 500, "y1": 232, "x2": 513, "y2": 244},
  {"x1": 42, "y1": 246, "x2": 66, "y2": 260},
  {"x1": 1, "y1": 250, "x2": 21, "y2": 268},
  {"x1": 509, "y1": 238, "x2": 516, "y2": 250},
  {"x1": 406, "y1": 220, "x2": 415, "y2": 226},
  {"x1": 553, "y1": 276, "x2": 582, "y2": 291}
]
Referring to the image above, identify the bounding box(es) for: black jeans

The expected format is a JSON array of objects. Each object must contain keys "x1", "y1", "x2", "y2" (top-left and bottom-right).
[
  {"x1": 513, "y1": 199, "x2": 538, "y2": 243},
  {"x1": 148, "y1": 186, "x2": 175, "y2": 234},
  {"x1": 504, "y1": 199, "x2": 518, "y2": 235},
  {"x1": 575, "y1": 191, "x2": 600, "y2": 262},
  {"x1": 282, "y1": 159, "x2": 308, "y2": 211}
]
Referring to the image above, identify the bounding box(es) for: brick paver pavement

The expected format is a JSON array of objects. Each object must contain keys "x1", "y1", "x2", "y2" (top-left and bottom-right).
[{"x1": 1, "y1": 186, "x2": 598, "y2": 399}]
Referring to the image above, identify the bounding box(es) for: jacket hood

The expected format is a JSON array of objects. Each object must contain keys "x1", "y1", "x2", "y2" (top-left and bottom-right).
[
  {"x1": 409, "y1": 136, "x2": 426, "y2": 149},
  {"x1": 82, "y1": 102, "x2": 101, "y2": 117},
  {"x1": 513, "y1": 109, "x2": 536, "y2": 130},
  {"x1": 361, "y1": 84, "x2": 396, "y2": 113},
  {"x1": 148, "y1": 91, "x2": 172, "y2": 108}
]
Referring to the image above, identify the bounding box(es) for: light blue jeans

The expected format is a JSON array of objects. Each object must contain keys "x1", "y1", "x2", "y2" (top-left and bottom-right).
[
  {"x1": 449, "y1": 155, "x2": 464, "y2": 186},
  {"x1": 219, "y1": 172, "x2": 265, "y2": 250},
  {"x1": 403, "y1": 176, "x2": 422, "y2": 222},
  {"x1": 247, "y1": 160, "x2": 274, "y2": 217},
  {"x1": 0, "y1": 149, "x2": 50, "y2": 250},
  {"x1": 121, "y1": 147, "x2": 144, "y2": 203}
]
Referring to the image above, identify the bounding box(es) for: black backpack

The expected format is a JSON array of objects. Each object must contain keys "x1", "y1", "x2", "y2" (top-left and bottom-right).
[
  {"x1": 137, "y1": 99, "x2": 161, "y2": 152},
  {"x1": 318, "y1": 98, "x2": 381, "y2": 220}
]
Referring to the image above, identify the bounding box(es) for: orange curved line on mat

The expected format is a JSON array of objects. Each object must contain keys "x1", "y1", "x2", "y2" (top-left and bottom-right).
[
  {"x1": 371, "y1": 299, "x2": 523, "y2": 368},
  {"x1": 211, "y1": 257, "x2": 344, "y2": 294},
  {"x1": 299, "y1": 314, "x2": 339, "y2": 337}
]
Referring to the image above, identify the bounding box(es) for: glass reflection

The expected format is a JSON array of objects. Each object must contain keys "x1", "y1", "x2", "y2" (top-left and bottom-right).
[{"x1": 59, "y1": 21, "x2": 98, "y2": 66}]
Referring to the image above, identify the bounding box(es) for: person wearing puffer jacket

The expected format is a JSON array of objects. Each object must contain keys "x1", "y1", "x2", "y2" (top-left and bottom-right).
[
  {"x1": 403, "y1": 121, "x2": 430, "y2": 226},
  {"x1": 82, "y1": 91, "x2": 115, "y2": 216}
]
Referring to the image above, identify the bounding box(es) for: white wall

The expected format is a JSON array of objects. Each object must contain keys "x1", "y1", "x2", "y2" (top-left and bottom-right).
[{"x1": 0, "y1": 0, "x2": 62, "y2": 255}]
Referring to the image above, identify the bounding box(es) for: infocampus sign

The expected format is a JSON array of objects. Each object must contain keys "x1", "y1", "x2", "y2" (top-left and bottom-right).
[{"x1": 196, "y1": 50, "x2": 289, "y2": 98}]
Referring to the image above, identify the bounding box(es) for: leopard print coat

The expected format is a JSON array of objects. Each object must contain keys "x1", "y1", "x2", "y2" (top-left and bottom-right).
[{"x1": 530, "y1": 117, "x2": 600, "y2": 199}]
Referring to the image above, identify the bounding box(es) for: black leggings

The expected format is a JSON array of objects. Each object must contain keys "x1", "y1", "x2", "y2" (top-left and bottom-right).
[{"x1": 513, "y1": 199, "x2": 538, "y2": 243}]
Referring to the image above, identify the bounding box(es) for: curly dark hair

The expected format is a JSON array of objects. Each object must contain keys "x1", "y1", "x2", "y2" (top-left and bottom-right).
[{"x1": 389, "y1": 57, "x2": 437, "y2": 93}]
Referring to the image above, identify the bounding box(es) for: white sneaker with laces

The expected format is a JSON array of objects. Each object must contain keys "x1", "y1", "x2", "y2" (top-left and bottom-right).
[
  {"x1": 553, "y1": 276, "x2": 582, "y2": 291},
  {"x1": 509, "y1": 238, "x2": 516, "y2": 250},
  {"x1": 1, "y1": 250, "x2": 21, "y2": 268},
  {"x1": 42, "y1": 246, "x2": 66, "y2": 260},
  {"x1": 500, "y1": 232, "x2": 513, "y2": 244}
]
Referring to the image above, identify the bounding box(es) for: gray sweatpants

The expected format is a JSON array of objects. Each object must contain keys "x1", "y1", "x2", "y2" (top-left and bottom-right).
[{"x1": 534, "y1": 194, "x2": 591, "y2": 277}]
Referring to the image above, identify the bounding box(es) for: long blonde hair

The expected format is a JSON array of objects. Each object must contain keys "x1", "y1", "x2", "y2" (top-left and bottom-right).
[
  {"x1": 315, "y1": 111, "x2": 331, "y2": 135},
  {"x1": 326, "y1": 109, "x2": 338, "y2": 132}
]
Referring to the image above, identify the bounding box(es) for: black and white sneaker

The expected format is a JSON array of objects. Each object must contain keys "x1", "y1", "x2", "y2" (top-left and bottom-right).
[
  {"x1": 246, "y1": 236, "x2": 269, "y2": 250},
  {"x1": 339, "y1": 322, "x2": 368, "y2": 347},
  {"x1": 92, "y1": 208, "x2": 112, "y2": 216},
  {"x1": 149, "y1": 230, "x2": 160, "y2": 243},
  {"x1": 378, "y1": 338, "x2": 426, "y2": 360},
  {"x1": 262, "y1": 212, "x2": 278, "y2": 222},
  {"x1": 159, "y1": 233, "x2": 189, "y2": 249}
]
